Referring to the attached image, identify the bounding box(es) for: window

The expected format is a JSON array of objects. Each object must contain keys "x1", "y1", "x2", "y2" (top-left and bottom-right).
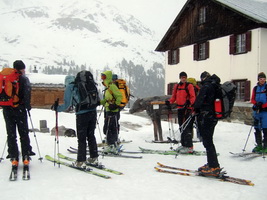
[
  {"x1": 193, "y1": 41, "x2": 209, "y2": 61},
  {"x1": 230, "y1": 31, "x2": 251, "y2": 55},
  {"x1": 167, "y1": 82, "x2": 177, "y2": 95},
  {"x1": 168, "y1": 49, "x2": 180, "y2": 65},
  {"x1": 232, "y1": 80, "x2": 251, "y2": 101},
  {"x1": 199, "y1": 7, "x2": 207, "y2": 24}
]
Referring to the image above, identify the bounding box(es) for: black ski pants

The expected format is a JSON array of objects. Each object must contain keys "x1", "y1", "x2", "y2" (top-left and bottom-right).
[
  {"x1": 76, "y1": 110, "x2": 98, "y2": 162},
  {"x1": 177, "y1": 108, "x2": 193, "y2": 147},
  {"x1": 197, "y1": 112, "x2": 219, "y2": 168},
  {"x1": 3, "y1": 106, "x2": 33, "y2": 160},
  {"x1": 103, "y1": 111, "x2": 119, "y2": 146}
]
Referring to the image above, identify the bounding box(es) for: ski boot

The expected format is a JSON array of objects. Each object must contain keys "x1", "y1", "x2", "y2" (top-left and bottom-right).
[{"x1": 198, "y1": 166, "x2": 222, "y2": 177}]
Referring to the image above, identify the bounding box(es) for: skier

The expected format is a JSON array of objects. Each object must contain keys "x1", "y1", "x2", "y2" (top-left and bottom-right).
[
  {"x1": 2, "y1": 60, "x2": 35, "y2": 167},
  {"x1": 251, "y1": 72, "x2": 267, "y2": 153},
  {"x1": 100, "y1": 71, "x2": 122, "y2": 153},
  {"x1": 165, "y1": 71, "x2": 196, "y2": 153},
  {"x1": 194, "y1": 71, "x2": 221, "y2": 177},
  {"x1": 53, "y1": 72, "x2": 100, "y2": 167}
]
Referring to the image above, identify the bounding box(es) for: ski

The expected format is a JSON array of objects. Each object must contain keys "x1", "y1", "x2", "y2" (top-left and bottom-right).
[
  {"x1": 70, "y1": 146, "x2": 142, "y2": 154},
  {"x1": 101, "y1": 152, "x2": 142, "y2": 159},
  {"x1": 57, "y1": 153, "x2": 123, "y2": 175},
  {"x1": 22, "y1": 164, "x2": 30, "y2": 180},
  {"x1": 9, "y1": 165, "x2": 18, "y2": 181},
  {"x1": 155, "y1": 163, "x2": 254, "y2": 186},
  {"x1": 67, "y1": 148, "x2": 142, "y2": 159},
  {"x1": 45, "y1": 155, "x2": 111, "y2": 179},
  {"x1": 97, "y1": 140, "x2": 132, "y2": 147},
  {"x1": 229, "y1": 152, "x2": 262, "y2": 158},
  {"x1": 139, "y1": 147, "x2": 218, "y2": 156}
]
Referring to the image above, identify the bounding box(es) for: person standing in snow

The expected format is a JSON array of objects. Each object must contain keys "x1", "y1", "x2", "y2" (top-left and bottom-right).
[
  {"x1": 194, "y1": 71, "x2": 221, "y2": 177},
  {"x1": 53, "y1": 71, "x2": 100, "y2": 167},
  {"x1": 165, "y1": 71, "x2": 196, "y2": 153},
  {"x1": 2, "y1": 60, "x2": 35, "y2": 166},
  {"x1": 100, "y1": 71, "x2": 122, "y2": 153},
  {"x1": 250, "y1": 72, "x2": 267, "y2": 153}
]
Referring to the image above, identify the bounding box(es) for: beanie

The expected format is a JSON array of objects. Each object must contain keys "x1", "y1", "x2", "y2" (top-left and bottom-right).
[
  {"x1": 200, "y1": 71, "x2": 211, "y2": 81},
  {"x1": 179, "y1": 71, "x2": 187, "y2": 78},
  {"x1": 13, "y1": 60, "x2": 26, "y2": 70},
  {"x1": 258, "y1": 72, "x2": 266, "y2": 80},
  {"x1": 112, "y1": 74, "x2": 118, "y2": 81}
]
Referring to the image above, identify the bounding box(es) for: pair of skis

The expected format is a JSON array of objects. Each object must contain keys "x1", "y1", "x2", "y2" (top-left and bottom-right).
[
  {"x1": 9, "y1": 164, "x2": 30, "y2": 181},
  {"x1": 67, "y1": 147, "x2": 143, "y2": 159},
  {"x1": 45, "y1": 154, "x2": 123, "y2": 179},
  {"x1": 155, "y1": 162, "x2": 254, "y2": 186}
]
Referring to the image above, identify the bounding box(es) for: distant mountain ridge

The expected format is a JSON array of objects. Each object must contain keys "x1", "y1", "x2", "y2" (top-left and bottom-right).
[{"x1": 0, "y1": 0, "x2": 165, "y2": 98}]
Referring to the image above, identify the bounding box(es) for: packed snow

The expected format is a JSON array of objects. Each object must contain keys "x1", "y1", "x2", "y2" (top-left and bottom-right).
[{"x1": 0, "y1": 108, "x2": 266, "y2": 200}]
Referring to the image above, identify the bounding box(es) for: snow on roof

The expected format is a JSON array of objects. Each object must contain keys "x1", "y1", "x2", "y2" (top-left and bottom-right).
[
  {"x1": 216, "y1": 0, "x2": 267, "y2": 23},
  {"x1": 27, "y1": 73, "x2": 66, "y2": 86}
]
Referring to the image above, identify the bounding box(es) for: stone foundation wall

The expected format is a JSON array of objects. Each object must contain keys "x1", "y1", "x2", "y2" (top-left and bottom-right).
[{"x1": 229, "y1": 102, "x2": 253, "y2": 125}]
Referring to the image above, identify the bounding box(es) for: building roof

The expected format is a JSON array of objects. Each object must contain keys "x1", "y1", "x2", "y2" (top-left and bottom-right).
[
  {"x1": 155, "y1": 0, "x2": 267, "y2": 51},
  {"x1": 216, "y1": 0, "x2": 267, "y2": 23}
]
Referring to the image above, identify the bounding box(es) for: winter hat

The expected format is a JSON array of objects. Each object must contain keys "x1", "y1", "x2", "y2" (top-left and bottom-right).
[
  {"x1": 200, "y1": 71, "x2": 211, "y2": 81},
  {"x1": 258, "y1": 72, "x2": 266, "y2": 80},
  {"x1": 179, "y1": 71, "x2": 187, "y2": 78},
  {"x1": 112, "y1": 74, "x2": 118, "y2": 81},
  {"x1": 13, "y1": 60, "x2": 26, "y2": 70}
]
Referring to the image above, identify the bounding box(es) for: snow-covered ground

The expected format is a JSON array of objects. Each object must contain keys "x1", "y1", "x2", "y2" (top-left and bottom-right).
[{"x1": 0, "y1": 108, "x2": 266, "y2": 200}]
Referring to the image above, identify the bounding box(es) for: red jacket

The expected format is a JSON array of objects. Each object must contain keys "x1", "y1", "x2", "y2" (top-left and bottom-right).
[{"x1": 169, "y1": 82, "x2": 196, "y2": 109}]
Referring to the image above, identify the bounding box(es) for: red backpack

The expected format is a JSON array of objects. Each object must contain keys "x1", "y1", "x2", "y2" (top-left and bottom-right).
[{"x1": 0, "y1": 68, "x2": 21, "y2": 107}]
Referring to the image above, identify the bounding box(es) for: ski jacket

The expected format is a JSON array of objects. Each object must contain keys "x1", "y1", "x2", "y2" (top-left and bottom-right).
[
  {"x1": 194, "y1": 76, "x2": 217, "y2": 113},
  {"x1": 100, "y1": 71, "x2": 122, "y2": 112},
  {"x1": 251, "y1": 82, "x2": 267, "y2": 109},
  {"x1": 169, "y1": 82, "x2": 196, "y2": 109},
  {"x1": 18, "y1": 74, "x2": 31, "y2": 110}
]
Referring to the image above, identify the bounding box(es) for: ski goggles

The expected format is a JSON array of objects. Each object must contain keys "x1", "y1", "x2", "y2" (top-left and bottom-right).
[{"x1": 101, "y1": 73, "x2": 106, "y2": 80}]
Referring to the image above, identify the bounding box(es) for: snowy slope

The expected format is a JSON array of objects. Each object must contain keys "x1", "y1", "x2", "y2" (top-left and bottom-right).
[
  {"x1": 0, "y1": 108, "x2": 266, "y2": 200},
  {"x1": 0, "y1": 0, "x2": 187, "y2": 73}
]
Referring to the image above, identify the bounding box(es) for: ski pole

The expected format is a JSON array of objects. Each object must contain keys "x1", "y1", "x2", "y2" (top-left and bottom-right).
[
  {"x1": 53, "y1": 98, "x2": 60, "y2": 167},
  {"x1": 27, "y1": 110, "x2": 43, "y2": 162},
  {"x1": 0, "y1": 140, "x2": 7, "y2": 162},
  {"x1": 102, "y1": 115, "x2": 111, "y2": 158},
  {"x1": 96, "y1": 106, "x2": 104, "y2": 143},
  {"x1": 242, "y1": 125, "x2": 253, "y2": 153}
]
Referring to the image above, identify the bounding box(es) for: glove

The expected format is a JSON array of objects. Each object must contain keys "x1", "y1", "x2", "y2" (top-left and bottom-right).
[
  {"x1": 51, "y1": 101, "x2": 59, "y2": 111},
  {"x1": 26, "y1": 105, "x2": 32, "y2": 111},
  {"x1": 108, "y1": 104, "x2": 119, "y2": 111},
  {"x1": 165, "y1": 100, "x2": 171, "y2": 110},
  {"x1": 253, "y1": 102, "x2": 263, "y2": 111},
  {"x1": 165, "y1": 100, "x2": 170, "y2": 106}
]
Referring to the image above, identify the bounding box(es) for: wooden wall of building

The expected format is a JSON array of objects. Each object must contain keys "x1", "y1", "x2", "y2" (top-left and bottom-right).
[{"x1": 31, "y1": 87, "x2": 64, "y2": 108}]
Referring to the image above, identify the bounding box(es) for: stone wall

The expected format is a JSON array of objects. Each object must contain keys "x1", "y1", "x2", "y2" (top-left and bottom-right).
[{"x1": 229, "y1": 102, "x2": 253, "y2": 125}]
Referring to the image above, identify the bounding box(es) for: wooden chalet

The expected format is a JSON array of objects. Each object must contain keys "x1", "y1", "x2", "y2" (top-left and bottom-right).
[{"x1": 156, "y1": 0, "x2": 267, "y2": 102}]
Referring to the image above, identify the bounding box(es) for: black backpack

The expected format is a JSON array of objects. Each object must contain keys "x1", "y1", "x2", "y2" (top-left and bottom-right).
[
  {"x1": 74, "y1": 70, "x2": 100, "y2": 112},
  {"x1": 211, "y1": 74, "x2": 237, "y2": 119}
]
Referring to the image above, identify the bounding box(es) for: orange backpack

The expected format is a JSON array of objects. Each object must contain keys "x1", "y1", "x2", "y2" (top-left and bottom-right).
[{"x1": 0, "y1": 68, "x2": 21, "y2": 107}]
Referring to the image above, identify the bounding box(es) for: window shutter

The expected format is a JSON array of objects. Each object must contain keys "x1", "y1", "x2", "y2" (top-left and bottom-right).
[
  {"x1": 167, "y1": 83, "x2": 176, "y2": 95},
  {"x1": 176, "y1": 48, "x2": 180, "y2": 64},
  {"x1": 244, "y1": 80, "x2": 251, "y2": 101},
  {"x1": 246, "y1": 31, "x2": 252, "y2": 52},
  {"x1": 229, "y1": 35, "x2": 236, "y2": 54},
  {"x1": 193, "y1": 44, "x2": 199, "y2": 60},
  {"x1": 168, "y1": 51, "x2": 172, "y2": 64},
  {"x1": 205, "y1": 41, "x2": 209, "y2": 59}
]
